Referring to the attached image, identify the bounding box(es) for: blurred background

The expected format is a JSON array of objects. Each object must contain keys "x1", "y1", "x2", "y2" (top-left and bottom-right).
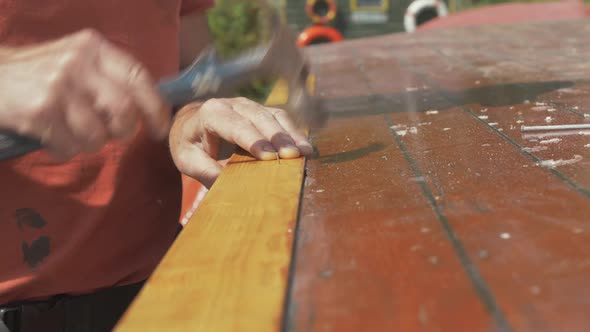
[
  {"x1": 206, "y1": 0, "x2": 590, "y2": 100},
  {"x1": 208, "y1": 0, "x2": 590, "y2": 43}
]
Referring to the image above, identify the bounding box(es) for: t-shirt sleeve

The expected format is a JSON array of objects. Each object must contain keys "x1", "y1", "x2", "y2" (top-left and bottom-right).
[{"x1": 180, "y1": 0, "x2": 214, "y2": 16}]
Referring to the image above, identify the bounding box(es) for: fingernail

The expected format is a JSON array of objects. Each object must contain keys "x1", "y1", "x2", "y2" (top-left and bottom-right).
[
  {"x1": 297, "y1": 143, "x2": 314, "y2": 156},
  {"x1": 279, "y1": 145, "x2": 301, "y2": 159},
  {"x1": 260, "y1": 145, "x2": 278, "y2": 161},
  {"x1": 263, "y1": 144, "x2": 276, "y2": 152}
]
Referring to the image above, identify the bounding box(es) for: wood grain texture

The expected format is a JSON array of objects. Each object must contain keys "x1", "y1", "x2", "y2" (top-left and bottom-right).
[{"x1": 114, "y1": 80, "x2": 305, "y2": 332}]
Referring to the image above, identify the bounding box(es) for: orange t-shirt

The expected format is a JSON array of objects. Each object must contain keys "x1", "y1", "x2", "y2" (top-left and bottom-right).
[{"x1": 0, "y1": 0, "x2": 213, "y2": 304}]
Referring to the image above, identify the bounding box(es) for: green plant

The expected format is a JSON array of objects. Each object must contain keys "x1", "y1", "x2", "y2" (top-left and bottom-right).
[{"x1": 207, "y1": 0, "x2": 276, "y2": 102}]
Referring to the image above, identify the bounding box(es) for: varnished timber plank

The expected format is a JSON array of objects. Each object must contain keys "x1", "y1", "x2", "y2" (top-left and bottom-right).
[
  {"x1": 115, "y1": 80, "x2": 305, "y2": 332},
  {"x1": 286, "y1": 114, "x2": 493, "y2": 332}
]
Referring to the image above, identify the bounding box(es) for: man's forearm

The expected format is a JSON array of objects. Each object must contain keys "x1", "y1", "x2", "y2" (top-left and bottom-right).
[{"x1": 179, "y1": 12, "x2": 213, "y2": 69}]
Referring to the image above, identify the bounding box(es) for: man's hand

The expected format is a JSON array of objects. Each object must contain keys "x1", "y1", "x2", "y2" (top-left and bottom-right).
[
  {"x1": 0, "y1": 29, "x2": 170, "y2": 160},
  {"x1": 170, "y1": 97, "x2": 314, "y2": 188}
]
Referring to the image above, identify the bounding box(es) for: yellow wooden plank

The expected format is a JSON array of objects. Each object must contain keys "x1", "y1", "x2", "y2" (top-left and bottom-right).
[{"x1": 114, "y1": 79, "x2": 308, "y2": 332}]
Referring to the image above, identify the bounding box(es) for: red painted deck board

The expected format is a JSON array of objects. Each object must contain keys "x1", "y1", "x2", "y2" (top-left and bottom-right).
[
  {"x1": 389, "y1": 107, "x2": 590, "y2": 331},
  {"x1": 288, "y1": 115, "x2": 493, "y2": 332},
  {"x1": 288, "y1": 20, "x2": 590, "y2": 332}
]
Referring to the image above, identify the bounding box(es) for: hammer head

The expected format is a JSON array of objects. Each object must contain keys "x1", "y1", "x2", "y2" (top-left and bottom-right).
[
  {"x1": 169, "y1": 12, "x2": 328, "y2": 130},
  {"x1": 257, "y1": 14, "x2": 328, "y2": 130}
]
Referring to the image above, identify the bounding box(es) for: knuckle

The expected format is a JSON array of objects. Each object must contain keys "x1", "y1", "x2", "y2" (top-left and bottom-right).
[
  {"x1": 201, "y1": 100, "x2": 228, "y2": 121},
  {"x1": 75, "y1": 28, "x2": 102, "y2": 46},
  {"x1": 115, "y1": 108, "x2": 140, "y2": 132},
  {"x1": 102, "y1": 94, "x2": 132, "y2": 116},
  {"x1": 58, "y1": 45, "x2": 87, "y2": 72},
  {"x1": 113, "y1": 96, "x2": 134, "y2": 114},
  {"x1": 202, "y1": 98, "x2": 225, "y2": 112},
  {"x1": 231, "y1": 119, "x2": 254, "y2": 142},
  {"x1": 45, "y1": 71, "x2": 64, "y2": 87},
  {"x1": 234, "y1": 118, "x2": 254, "y2": 132},
  {"x1": 201, "y1": 116, "x2": 216, "y2": 134},
  {"x1": 254, "y1": 110, "x2": 274, "y2": 122},
  {"x1": 26, "y1": 93, "x2": 56, "y2": 119},
  {"x1": 126, "y1": 62, "x2": 149, "y2": 84},
  {"x1": 270, "y1": 108, "x2": 287, "y2": 117},
  {"x1": 46, "y1": 60, "x2": 72, "y2": 88},
  {"x1": 56, "y1": 49, "x2": 79, "y2": 71},
  {"x1": 234, "y1": 97, "x2": 251, "y2": 104},
  {"x1": 65, "y1": 29, "x2": 102, "y2": 61}
]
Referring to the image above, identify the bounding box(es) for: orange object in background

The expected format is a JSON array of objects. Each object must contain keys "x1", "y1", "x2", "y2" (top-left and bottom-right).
[
  {"x1": 297, "y1": 25, "x2": 343, "y2": 47},
  {"x1": 305, "y1": 0, "x2": 338, "y2": 24}
]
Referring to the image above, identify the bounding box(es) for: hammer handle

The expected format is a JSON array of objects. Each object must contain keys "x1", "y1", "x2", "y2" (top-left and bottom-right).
[
  {"x1": 0, "y1": 47, "x2": 268, "y2": 161},
  {"x1": 0, "y1": 76, "x2": 187, "y2": 161}
]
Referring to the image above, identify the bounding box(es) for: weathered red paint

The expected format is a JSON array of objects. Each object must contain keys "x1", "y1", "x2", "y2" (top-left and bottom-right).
[{"x1": 286, "y1": 20, "x2": 590, "y2": 332}]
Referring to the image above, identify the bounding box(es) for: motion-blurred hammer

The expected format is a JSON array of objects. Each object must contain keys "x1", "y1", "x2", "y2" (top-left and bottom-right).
[{"x1": 0, "y1": 15, "x2": 325, "y2": 161}]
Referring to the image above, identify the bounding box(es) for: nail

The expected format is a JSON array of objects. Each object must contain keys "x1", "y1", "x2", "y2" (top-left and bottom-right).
[
  {"x1": 279, "y1": 145, "x2": 301, "y2": 159},
  {"x1": 260, "y1": 144, "x2": 278, "y2": 161}
]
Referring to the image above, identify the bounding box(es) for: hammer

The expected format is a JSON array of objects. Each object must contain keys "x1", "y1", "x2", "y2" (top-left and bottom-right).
[{"x1": 0, "y1": 16, "x2": 325, "y2": 161}]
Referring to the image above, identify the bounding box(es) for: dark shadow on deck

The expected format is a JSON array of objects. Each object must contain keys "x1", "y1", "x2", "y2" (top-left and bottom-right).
[{"x1": 321, "y1": 80, "x2": 579, "y2": 119}]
